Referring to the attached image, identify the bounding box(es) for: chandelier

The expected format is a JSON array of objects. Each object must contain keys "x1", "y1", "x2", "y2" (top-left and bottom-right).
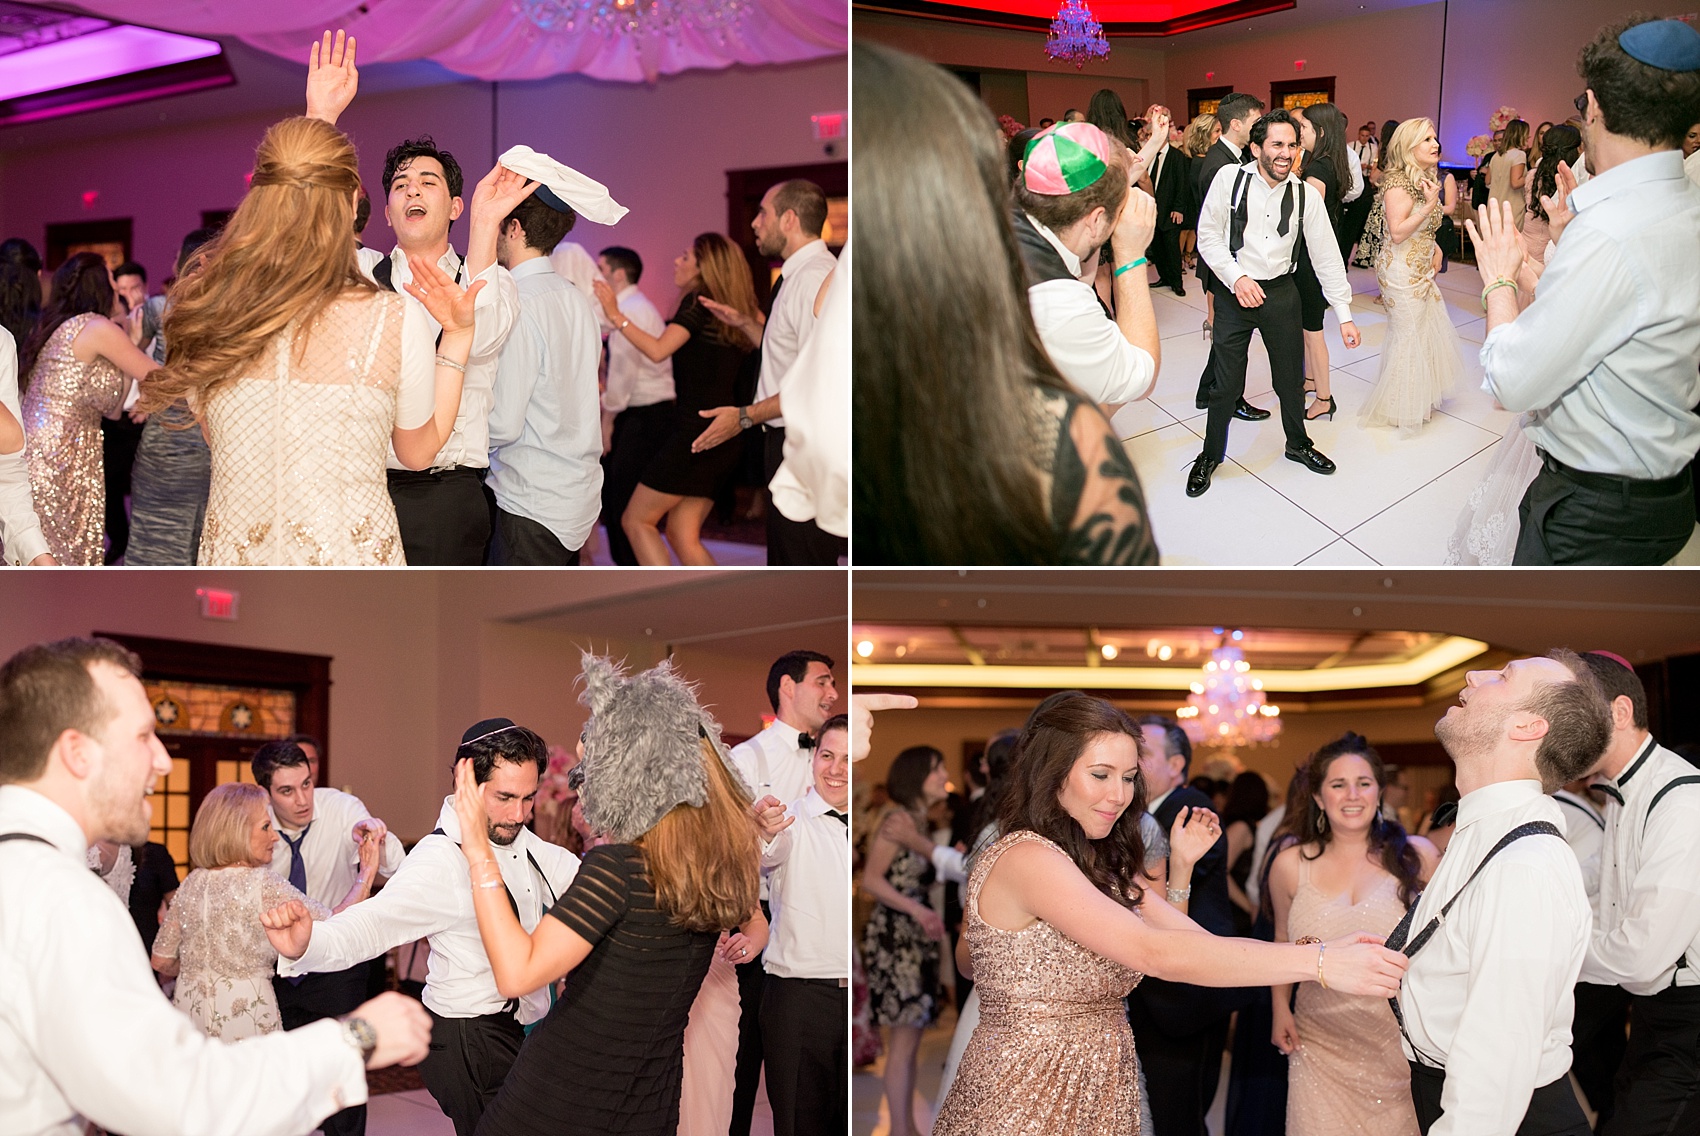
[
  {"x1": 1176, "y1": 641, "x2": 1282, "y2": 747},
  {"x1": 515, "y1": 0, "x2": 749, "y2": 41},
  {"x1": 1045, "y1": 0, "x2": 1110, "y2": 70}
]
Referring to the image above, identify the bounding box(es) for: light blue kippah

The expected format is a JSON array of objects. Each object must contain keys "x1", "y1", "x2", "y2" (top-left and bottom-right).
[{"x1": 1618, "y1": 19, "x2": 1700, "y2": 72}]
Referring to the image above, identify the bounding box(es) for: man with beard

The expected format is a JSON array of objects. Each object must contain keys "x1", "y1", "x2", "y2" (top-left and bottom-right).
[
  {"x1": 1393, "y1": 651, "x2": 1612, "y2": 1136},
  {"x1": 0, "y1": 637, "x2": 430, "y2": 1135},
  {"x1": 262, "y1": 719, "x2": 580, "y2": 1136},
  {"x1": 1188, "y1": 108, "x2": 1361, "y2": 497},
  {"x1": 691, "y1": 180, "x2": 839, "y2": 564}
]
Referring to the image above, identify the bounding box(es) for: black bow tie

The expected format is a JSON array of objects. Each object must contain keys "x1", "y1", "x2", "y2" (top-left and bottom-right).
[
  {"x1": 826, "y1": 810, "x2": 848, "y2": 827},
  {"x1": 798, "y1": 733, "x2": 817, "y2": 750}
]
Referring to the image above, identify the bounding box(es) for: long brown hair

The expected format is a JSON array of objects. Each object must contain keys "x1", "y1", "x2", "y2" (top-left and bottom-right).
[
  {"x1": 18, "y1": 253, "x2": 114, "y2": 393},
  {"x1": 996, "y1": 692, "x2": 1149, "y2": 908},
  {"x1": 140, "y1": 116, "x2": 373, "y2": 413},
  {"x1": 636, "y1": 736, "x2": 760, "y2": 933},
  {"x1": 689, "y1": 232, "x2": 759, "y2": 351},
  {"x1": 853, "y1": 42, "x2": 1083, "y2": 564},
  {"x1": 1283, "y1": 731, "x2": 1424, "y2": 907}
]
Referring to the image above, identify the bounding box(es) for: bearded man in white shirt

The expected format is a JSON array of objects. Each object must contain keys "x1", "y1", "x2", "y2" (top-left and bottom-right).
[
  {"x1": 1574, "y1": 651, "x2": 1700, "y2": 1136},
  {"x1": 0, "y1": 637, "x2": 429, "y2": 1136},
  {"x1": 263, "y1": 719, "x2": 579, "y2": 1136},
  {"x1": 1395, "y1": 650, "x2": 1613, "y2": 1136}
]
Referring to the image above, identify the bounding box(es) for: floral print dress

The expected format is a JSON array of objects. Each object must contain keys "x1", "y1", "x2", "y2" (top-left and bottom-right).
[
  {"x1": 860, "y1": 844, "x2": 941, "y2": 1028},
  {"x1": 152, "y1": 866, "x2": 330, "y2": 1040}
]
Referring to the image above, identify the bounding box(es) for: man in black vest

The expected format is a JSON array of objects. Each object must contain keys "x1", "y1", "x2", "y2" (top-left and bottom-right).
[
  {"x1": 1188, "y1": 109, "x2": 1361, "y2": 497},
  {"x1": 1127, "y1": 715, "x2": 1243, "y2": 1136},
  {"x1": 1192, "y1": 92, "x2": 1268, "y2": 418}
]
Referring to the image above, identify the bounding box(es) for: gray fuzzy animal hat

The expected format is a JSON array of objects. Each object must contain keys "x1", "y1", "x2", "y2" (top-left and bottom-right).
[{"x1": 573, "y1": 653, "x2": 751, "y2": 843}]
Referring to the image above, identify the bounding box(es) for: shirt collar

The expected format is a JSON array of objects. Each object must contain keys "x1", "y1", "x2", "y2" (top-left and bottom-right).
[
  {"x1": 389, "y1": 245, "x2": 462, "y2": 280},
  {"x1": 799, "y1": 788, "x2": 836, "y2": 818},
  {"x1": 1609, "y1": 733, "x2": 1658, "y2": 789},
  {"x1": 1221, "y1": 137, "x2": 1243, "y2": 160},
  {"x1": 1454, "y1": 779, "x2": 1544, "y2": 832},
  {"x1": 768, "y1": 718, "x2": 809, "y2": 750},
  {"x1": 1148, "y1": 787, "x2": 1174, "y2": 816},
  {"x1": 1567, "y1": 150, "x2": 1684, "y2": 215},
  {"x1": 509, "y1": 256, "x2": 556, "y2": 281},
  {"x1": 1023, "y1": 211, "x2": 1085, "y2": 278},
  {"x1": 0, "y1": 784, "x2": 88, "y2": 860},
  {"x1": 780, "y1": 238, "x2": 831, "y2": 277}
]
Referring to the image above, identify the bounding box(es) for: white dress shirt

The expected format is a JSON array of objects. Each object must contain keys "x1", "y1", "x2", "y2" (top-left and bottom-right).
[
  {"x1": 1245, "y1": 801, "x2": 1287, "y2": 908},
  {"x1": 770, "y1": 243, "x2": 848, "y2": 538},
  {"x1": 279, "y1": 798, "x2": 580, "y2": 1025},
  {"x1": 0, "y1": 785, "x2": 367, "y2": 1136},
  {"x1": 486, "y1": 256, "x2": 604, "y2": 552},
  {"x1": 1686, "y1": 147, "x2": 1700, "y2": 191},
  {"x1": 1024, "y1": 214, "x2": 1157, "y2": 406},
  {"x1": 267, "y1": 787, "x2": 406, "y2": 911},
  {"x1": 1341, "y1": 154, "x2": 1366, "y2": 204},
  {"x1": 760, "y1": 788, "x2": 850, "y2": 981},
  {"x1": 1197, "y1": 162, "x2": 1355, "y2": 325},
  {"x1": 358, "y1": 244, "x2": 521, "y2": 471},
  {"x1": 1552, "y1": 788, "x2": 1605, "y2": 918},
  {"x1": 601, "y1": 284, "x2": 674, "y2": 413},
  {"x1": 0, "y1": 334, "x2": 49, "y2": 566},
  {"x1": 731, "y1": 719, "x2": 818, "y2": 900},
  {"x1": 754, "y1": 239, "x2": 836, "y2": 428},
  {"x1": 1579, "y1": 738, "x2": 1700, "y2": 996},
  {"x1": 1480, "y1": 150, "x2": 1700, "y2": 480},
  {"x1": 1395, "y1": 780, "x2": 1589, "y2": 1136}
]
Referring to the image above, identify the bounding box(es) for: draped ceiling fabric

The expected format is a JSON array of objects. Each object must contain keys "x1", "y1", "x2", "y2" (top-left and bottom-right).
[{"x1": 66, "y1": 0, "x2": 847, "y2": 83}]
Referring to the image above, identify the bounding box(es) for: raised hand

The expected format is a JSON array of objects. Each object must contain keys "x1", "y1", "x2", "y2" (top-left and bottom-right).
[
  {"x1": 849, "y1": 693, "x2": 918, "y2": 762},
  {"x1": 260, "y1": 899, "x2": 314, "y2": 960},
  {"x1": 1111, "y1": 187, "x2": 1158, "y2": 261},
  {"x1": 404, "y1": 255, "x2": 486, "y2": 336},
  {"x1": 1319, "y1": 932, "x2": 1410, "y2": 998},
  {"x1": 1464, "y1": 198, "x2": 1525, "y2": 285},
  {"x1": 1168, "y1": 804, "x2": 1221, "y2": 869},
  {"x1": 452, "y1": 758, "x2": 493, "y2": 858},
  {"x1": 469, "y1": 164, "x2": 541, "y2": 228},
  {"x1": 751, "y1": 795, "x2": 794, "y2": 840},
  {"x1": 591, "y1": 278, "x2": 622, "y2": 323},
  {"x1": 1540, "y1": 159, "x2": 1579, "y2": 245},
  {"x1": 1420, "y1": 177, "x2": 1441, "y2": 211},
  {"x1": 305, "y1": 30, "x2": 358, "y2": 125},
  {"x1": 352, "y1": 817, "x2": 388, "y2": 847}
]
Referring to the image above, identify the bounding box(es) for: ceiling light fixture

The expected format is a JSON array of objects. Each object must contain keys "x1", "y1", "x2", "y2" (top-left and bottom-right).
[
  {"x1": 1045, "y1": 0, "x2": 1110, "y2": 70},
  {"x1": 1177, "y1": 638, "x2": 1281, "y2": 747},
  {"x1": 515, "y1": 0, "x2": 748, "y2": 43}
]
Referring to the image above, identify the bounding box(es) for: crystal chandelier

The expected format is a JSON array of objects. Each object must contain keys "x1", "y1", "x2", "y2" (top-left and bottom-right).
[
  {"x1": 1176, "y1": 641, "x2": 1282, "y2": 748},
  {"x1": 1045, "y1": 0, "x2": 1110, "y2": 70},
  {"x1": 515, "y1": 0, "x2": 749, "y2": 42}
]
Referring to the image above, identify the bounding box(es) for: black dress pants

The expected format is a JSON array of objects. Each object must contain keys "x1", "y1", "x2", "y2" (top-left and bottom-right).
[
  {"x1": 1148, "y1": 225, "x2": 1184, "y2": 289},
  {"x1": 386, "y1": 466, "x2": 491, "y2": 565},
  {"x1": 1410, "y1": 1062, "x2": 1590, "y2": 1136},
  {"x1": 1126, "y1": 993, "x2": 1217, "y2": 1136},
  {"x1": 1572, "y1": 981, "x2": 1631, "y2": 1127},
  {"x1": 1602, "y1": 985, "x2": 1700, "y2": 1136},
  {"x1": 1202, "y1": 275, "x2": 1310, "y2": 461},
  {"x1": 1512, "y1": 458, "x2": 1695, "y2": 565},
  {"x1": 601, "y1": 400, "x2": 674, "y2": 564},
  {"x1": 101, "y1": 414, "x2": 144, "y2": 563},
  {"x1": 485, "y1": 503, "x2": 579, "y2": 565},
  {"x1": 760, "y1": 976, "x2": 848, "y2": 1136},
  {"x1": 418, "y1": 1009, "x2": 525, "y2": 1136},
  {"x1": 275, "y1": 966, "x2": 371, "y2": 1136},
  {"x1": 730, "y1": 899, "x2": 773, "y2": 1136},
  {"x1": 762, "y1": 426, "x2": 845, "y2": 565}
]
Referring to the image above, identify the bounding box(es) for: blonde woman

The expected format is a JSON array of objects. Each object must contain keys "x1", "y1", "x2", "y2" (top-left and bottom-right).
[
  {"x1": 592, "y1": 232, "x2": 761, "y2": 566},
  {"x1": 150, "y1": 783, "x2": 378, "y2": 1040},
  {"x1": 1358, "y1": 118, "x2": 1464, "y2": 432},
  {"x1": 1487, "y1": 118, "x2": 1530, "y2": 230},
  {"x1": 139, "y1": 115, "x2": 531, "y2": 565},
  {"x1": 1180, "y1": 113, "x2": 1221, "y2": 274}
]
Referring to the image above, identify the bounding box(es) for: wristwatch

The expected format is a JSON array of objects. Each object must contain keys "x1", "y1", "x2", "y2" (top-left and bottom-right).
[
  {"x1": 737, "y1": 406, "x2": 754, "y2": 431},
  {"x1": 339, "y1": 1015, "x2": 377, "y2": 1065}
]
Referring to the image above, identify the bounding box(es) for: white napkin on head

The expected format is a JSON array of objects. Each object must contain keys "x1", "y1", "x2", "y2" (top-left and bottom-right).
[{"x1": 497, "y1": 144, "x2": 627, "y2": 226}]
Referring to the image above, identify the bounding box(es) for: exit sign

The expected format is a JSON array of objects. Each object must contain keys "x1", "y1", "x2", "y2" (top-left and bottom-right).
[
  {"x1": 197, "y1": 588, "x2": 238, "y2": 621},
  {"x1": 812, "y1": 111, "x2": 844, "y2": 141}
]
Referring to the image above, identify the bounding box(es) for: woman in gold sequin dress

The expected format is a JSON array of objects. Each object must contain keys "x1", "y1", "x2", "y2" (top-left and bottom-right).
[
  {"x1": 20, "y1": 254, "x2": 161, "y2": 565},
  {"x1": 934, "y1": 694, "x2": 1412, "y2": 1136},
  {"x1": 1267, "y1": 733, "x2": 1438, "y2": 1136},
  {"x1": 1359, "y1": 119, "x2": 1464, "y2": 432},
  {"x1": 139, "y1": 66, "x2": 536, "y2": 564}
]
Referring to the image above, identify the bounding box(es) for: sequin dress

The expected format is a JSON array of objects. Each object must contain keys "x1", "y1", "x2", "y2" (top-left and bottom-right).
[
  {"x1": 934, "y1": 830, "x2": 1146, "y2": 1136},
  {"x1": 861, "y1": 839, "x2": 941, "y2": 1027},
  {"x1": 196, "y1": 292, "x2": 413, "y2": 565},
  {"x1": 1284, "y1": 856, "x2": 1420, "y2": 1136},
  {"x1": 1359, "y1": 170, "x2": 1463, "y2": 432},
  {"x1": 20, "y1": 313, "x2": 127, "y2": 565}
]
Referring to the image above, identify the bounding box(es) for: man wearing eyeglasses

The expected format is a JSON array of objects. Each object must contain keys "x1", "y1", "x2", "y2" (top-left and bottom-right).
[{"x1": 1468, "y1": 15, "x2": 1700, "y2": 565}]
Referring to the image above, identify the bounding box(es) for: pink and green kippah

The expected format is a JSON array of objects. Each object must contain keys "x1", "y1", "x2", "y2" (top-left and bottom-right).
[{"x1": 1023, "y1": 123, "x2": 1112, "y2": 196}]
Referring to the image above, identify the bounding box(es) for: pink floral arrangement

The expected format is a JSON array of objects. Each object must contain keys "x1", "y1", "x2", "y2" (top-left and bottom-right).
[
  {"x1": 1488, "y1": 105, "x2": 1520, "y2": 132},
  {"x1": 1465, "y1": 134, "x2": 1495, "y2": 159},
  {"x1": 997, "y1": 114, "x2": 1027, "y2": 140}
]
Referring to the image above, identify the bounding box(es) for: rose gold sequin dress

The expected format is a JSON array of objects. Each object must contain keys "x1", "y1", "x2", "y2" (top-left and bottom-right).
[
  {"x1": 21, "y1": 313, "x2": 126, "y2": 565},
  {"x1": 934, "y1": 830, "x2": 1145, "y2": 1136},
  {"x1": 1285, "y1": 855, "x2": 1420, "y2": 1136},
  {"x1": 196, "y1": 291, "x2": 410, "y2": 565}
]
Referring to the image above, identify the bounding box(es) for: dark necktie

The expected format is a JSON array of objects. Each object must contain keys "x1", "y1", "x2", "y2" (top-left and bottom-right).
[
  {"x1": 1277, "y1": 181, "x2": 1295, "y2": 237},
  {"x1": 826, "y1": 810, "x2": 848, "y2": 828},
  {"x1": 769, "y1": 272, "x2": 785, "y2": 307},
  {"x1": 279, "y1": 825, "x2": 312, "y2": 984}
]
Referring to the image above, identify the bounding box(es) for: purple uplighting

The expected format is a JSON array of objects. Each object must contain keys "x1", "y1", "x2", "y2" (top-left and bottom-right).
[{"x1": 0, "y1": 24, "x2": 221, "y2": 103}]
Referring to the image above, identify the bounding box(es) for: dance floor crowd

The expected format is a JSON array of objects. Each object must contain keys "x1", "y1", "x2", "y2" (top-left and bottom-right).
[
  {"x1": 854, "y1": 14, "x2": 1700, "y2": 566},
  {"x1": 853, "y1": 651, "x2": 1700, "y2": 1136}
]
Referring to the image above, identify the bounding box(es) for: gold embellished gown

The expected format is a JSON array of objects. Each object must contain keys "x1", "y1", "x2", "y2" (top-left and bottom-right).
[
  {"x1": 1284, "y1": 856, "x2": 1420, "y2": 1136},
  {"x1": 197, "y1": 291, "x2": 414, "y2": 565},
  {"x1": 1359, "y1": 170, "x2": 1463, "y2": 431},
  {"x1": 934, "y1": 830, "x2": 1145, "y2": 1136},
  {"x1": 21, "y1": 313, "x2": 127, "y2": 565}
]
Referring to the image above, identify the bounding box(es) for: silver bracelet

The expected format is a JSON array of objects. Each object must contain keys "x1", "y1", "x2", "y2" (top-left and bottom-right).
[
  {"x1": 1166, "y1": 886, "x2": 1191, "y2": 904},
  {"x1": 434, "y1": 354, "x2": 467, "y2": 374}
]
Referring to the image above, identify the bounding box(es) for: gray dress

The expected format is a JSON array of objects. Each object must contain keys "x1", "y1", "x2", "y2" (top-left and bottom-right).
[{"x1": 125, "y1": 294, "x2": 211, "y2": 564}]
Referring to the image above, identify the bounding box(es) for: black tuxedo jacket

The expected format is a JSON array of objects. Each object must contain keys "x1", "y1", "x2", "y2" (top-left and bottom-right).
[{"x1": 1150, "y1": 146, "x2": 1190, "y2": 231}]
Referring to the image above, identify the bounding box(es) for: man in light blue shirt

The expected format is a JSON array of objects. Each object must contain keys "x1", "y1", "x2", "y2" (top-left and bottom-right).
[
  {"x1": 1470, "y1": 15, "x2": 1700, "y2": 564},
  {"x1": 486, "y1": 189, "x2": 604, "y2": 564}
]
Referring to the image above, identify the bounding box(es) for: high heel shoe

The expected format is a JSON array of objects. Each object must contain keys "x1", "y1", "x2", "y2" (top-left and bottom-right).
[
  {"x1": 1202, "y1": 319, "x2": 1212, "y2": 340},
  {"x1": 1306, "y1": 395, "x2": 1337, "y2": 421}
]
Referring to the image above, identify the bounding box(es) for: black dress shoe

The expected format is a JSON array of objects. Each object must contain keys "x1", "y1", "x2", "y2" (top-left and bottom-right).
[
  {"x1": 1284, "y1": 445, "x2": 1337, "y2": 474},
  {"x1": 1233, "y1": 399, "x2": 1272, "y2": 421},
  {"x1": 1186, "y1": 454, "x2": 1220, "y2": 497},
  {"x1": 1173, "y1": 284, "x2": 1187, "y2": 297}
]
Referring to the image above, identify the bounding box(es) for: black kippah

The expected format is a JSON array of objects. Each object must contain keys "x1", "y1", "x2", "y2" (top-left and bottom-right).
[{"x1": 461, "y1": 717, "x2": 518, "y2": 746}]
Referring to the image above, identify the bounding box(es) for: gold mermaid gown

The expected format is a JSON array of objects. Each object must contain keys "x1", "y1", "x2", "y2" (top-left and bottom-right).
[{"x1": 934, "y1": 830, "x2": 1146, "y2": 1136}]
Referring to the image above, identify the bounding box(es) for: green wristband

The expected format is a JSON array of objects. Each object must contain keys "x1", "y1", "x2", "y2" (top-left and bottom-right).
[
  {"x1": 1480, "y1": 278, "x2": 1517, "y2": 309},
  {"x1": 1114, "y1": 257, "x2": 1148, "y2": 278}
]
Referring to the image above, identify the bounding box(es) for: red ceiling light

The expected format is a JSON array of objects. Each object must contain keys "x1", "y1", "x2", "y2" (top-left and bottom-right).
[{"x1": 850, "y1": 0, "x2": 1296, "y2": 36}]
